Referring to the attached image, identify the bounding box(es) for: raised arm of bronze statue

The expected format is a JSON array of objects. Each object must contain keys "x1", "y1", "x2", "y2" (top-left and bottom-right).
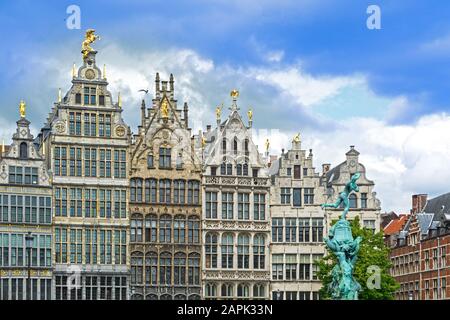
[{"x1": 321, "y1": 172, "x2": 360, "y2": 219}]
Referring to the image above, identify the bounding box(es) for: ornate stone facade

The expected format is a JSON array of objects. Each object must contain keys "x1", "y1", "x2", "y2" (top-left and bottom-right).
[
  {"x1": 269, "y1": 142, "x2": 381, "y2": 300},
  {"x1": 198, "y1": 93, "x2": 271, "y2": 299},
  {"x1": 38, "y1": 50, "x2": 131, "y2": 300},
  {"x1": 268, "y1": 138, "x2": 326, "y2": 300},
  {"x1": 0, "y1": 112, "x2": 53, "y2": 299},
  {"x1": 322, "y1": 146, "x2": 381, "y2": 232},
  {"x1": 129, "y1": 74, "x2": 202, "y2": 300}
]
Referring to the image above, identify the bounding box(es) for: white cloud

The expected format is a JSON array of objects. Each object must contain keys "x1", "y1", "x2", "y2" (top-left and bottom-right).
[
  {"x1": 1, "y1": 41, "x2": 447, "y2": 214},
  {"x1": 265, "y1": 50, "x2": 285, "y2": 63},
  {"x1": 257, "y1": 114, "x2": 450, "y2": 213},
  {"x1": 248, "y1": 66, "x2": 364, "y2": 107}
]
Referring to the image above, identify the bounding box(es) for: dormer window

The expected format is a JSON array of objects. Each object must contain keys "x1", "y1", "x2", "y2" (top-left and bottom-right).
[
  {"x1": 19, "y1": 142, "x2": 28, "y2": 159},
  {"x1": 84, "y1": 87, "x2": 97, "y2": 105}
]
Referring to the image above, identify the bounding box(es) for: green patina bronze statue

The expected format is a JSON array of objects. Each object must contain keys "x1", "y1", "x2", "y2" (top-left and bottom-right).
[{"x1": 321, "y1": 173, "x2": 362, "y2": 300}]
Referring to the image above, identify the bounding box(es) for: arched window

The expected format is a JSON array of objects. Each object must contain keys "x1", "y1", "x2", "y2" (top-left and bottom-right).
[
  {"x1": 145, "y1": 252, "x2": 157, "y2": 285},
  {"x1": 159, "y1": 179, "x2": 171, "y2": 204},
  {"x1": 130, "y1": 214, "x2": 143, "y2": 242},
  {"x1": 244, "y1": 139, "x2": 249, "y2": 156},
  {"x1": 174, "y1": 215, "x2": 186, "y2": 244},
  {"x1": 349, "y1": 194, "x2": 357, "y2": 208},
  {"x1": 174, "y1": 294, "x2": 186, "y2": 300},
  {"x1": 205, "y1": 233, "x2": 218, "y2": 268},
  {"x1": 233, "y1": 137, "x2": 238, "y2": 155},
  {"x1": 160, "y1": 294, "x2": 172, "y2": 300},
  {"x1": 148, "y1": 179, "x2": 157, "y2": 203},
  {"x1": 188, "y1": 216, "x2": 200, "y2": 244},
  {"x1": 147, "y1": 153, "x2": 154, "y2": 168},
  {"x1": 221, "y1": 234, "x2": 234, "y2": 269},
  {"x1": 237, "y1": 234, "x2": 250, "y2": 269},
  {"x1": 237, "y1": 284, "x2": 249, "y2": 298},
  {"x1": 174, "y1": 252, "x2": 186, "y2": 285},
  {"x1": 221, "y1": 283, "x2": 233, "y2": 298},
  {"x1": 188, "y1": 253, "x2": 200, "y2": 285},
  {"x1": 136, "y1": 179, "x2": 143, "y2": 202},
  {"x1": 174, "y1": 180, "x2": 185, "y2": 204},
  {"x1": 243, "y1": 162, "x2": 248, "y2": 176},
  {"x1": 145, "y1": 179, "x2": 150, "y2": 203},
  {"x1": 145, "y1": 294, "x2": 158, "y2": 300},
  {"x1": 253, "y1": 234, "x2": 265, "y2": 269},
  {"x1": 205, "y1": 283, "x2": 217, "y2": 299},
  {"x1": 159, "y1": 215, "x2": 172, "y2": 243},
  {"x1": 236, "y1": 163, "x2": 243, "y2": 176},
  {"x1": 145, "y1": 214, "x2": 157, "y2": 242},
  {"x1": 159, "y1": 252, "x2": 172, "y2": 285},
  {"x1": 131, "y1": 252, "x2": 144, "y2": 284},
  {"x1": 19, "y1": 142, "x2": 28, "y2": 159},
  {"x1": 188, "y1": 294, "x2": 201, "y2": 300},
  {"x1": 253, "y1": 284, "x2": 265, "y2": 299}
]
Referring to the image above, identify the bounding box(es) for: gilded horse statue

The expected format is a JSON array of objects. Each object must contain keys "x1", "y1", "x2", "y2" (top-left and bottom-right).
[{"x1": 81, "y1": 29, "x2": 100, "y2": 60}]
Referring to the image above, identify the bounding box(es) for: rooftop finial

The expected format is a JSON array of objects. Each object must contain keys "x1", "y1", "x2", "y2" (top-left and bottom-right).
[
  {"x1": 118, "y1": 92, "x2": 122, "y2": 108},
  {"x1": 103, "y1": 64, "x2": 106, "y2": 79},
  {"x1": 72, "y1": 63, "x2": 76, "y2": 78},
  {"x1": 58, "y1": 88, "x2": 62, "y2": 103}
]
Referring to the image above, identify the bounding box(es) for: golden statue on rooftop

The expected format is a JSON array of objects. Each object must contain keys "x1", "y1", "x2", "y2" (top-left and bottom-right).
[
  {"x1": 215, "y1": 104, "x2": 223, "y2": 119},
  {"x1": 265, "y1": 138, "x2": 270, "y2": 152},
  {"x1": 82, "y1": 29, "x2": 100, "y2": 60},
  {"x1": 230, "y1": 89, "x2": 239, "y2": 99},
  {"x1": 161, "y1": 99, "x2": 169, "y2": 118},
  {"x1": 19, "y1": 100, "x2": 26, "y2": 118},
  {"x1": 293, "y1": 132, "x2": 301, "y2": 143},
  {"x1": 247, "y1": 108, "x2": 253, "y2": 121}
]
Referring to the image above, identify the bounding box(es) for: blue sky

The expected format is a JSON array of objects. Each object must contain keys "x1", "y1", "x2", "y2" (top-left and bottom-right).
[{"x1": 1, "y1": 0, "x2": 450, "y2": 212}]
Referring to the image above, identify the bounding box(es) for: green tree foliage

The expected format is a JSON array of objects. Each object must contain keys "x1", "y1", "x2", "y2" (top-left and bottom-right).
[{"x1": 315, "y1": 216, "x2": 399, "y2": 300}]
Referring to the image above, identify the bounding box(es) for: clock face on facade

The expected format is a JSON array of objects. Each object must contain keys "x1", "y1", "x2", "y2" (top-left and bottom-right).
[
  {"x1": 115, "y1": 125, "x2": 126, "y2": 137},
  {"x1": 54, "y1": 121, "x2": 66, "y2": 134},
  {"x1": 85, "y1": 69, "x2": 95, "y2": 80},
  {"x1": 349, "y1": 160, "x2": 356, "y2": 167}
]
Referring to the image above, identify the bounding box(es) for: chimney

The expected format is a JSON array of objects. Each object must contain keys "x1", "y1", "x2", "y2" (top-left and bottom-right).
[
  {"x1": 412, "y1": 194, "x2": 427, "y2": 214},
  {"x1": 322, "y1": 163, "x2": 331, "y2": 175},
  {"x1": 155, "y1": 72, "x2": 160, "y2": 98},
  {"x1": 141, "y1": 99, "x2": 146, "y2": 127},
  {"x1": 183, "y1": 102, "x2": 189, "y2": 128}
]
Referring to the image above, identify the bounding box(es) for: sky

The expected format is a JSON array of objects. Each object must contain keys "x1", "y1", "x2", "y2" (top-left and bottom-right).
[{"x1": 1, "y1": 0, "x2": 450, "y2": 213}]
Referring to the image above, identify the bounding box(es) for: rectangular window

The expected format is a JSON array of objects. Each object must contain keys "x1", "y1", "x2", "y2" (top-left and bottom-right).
[
  {"x1": 206, "y1": 192, "x2": 218, "y2": 219},
  {"x1": 304, "y1": 188, "x2": 314, "y2": 205},
  {"x1": 312, "y1": 218, "x2": 323, "y2": 242},
  {"x1": 299, "y1": 218, "x2": 310, "y2": 242},
  {"x1": 159, "y1": 147, "x2": 171, "y2": 169},
  {"x1": 361, "y1": 193, "x2": 368, "y2": 209},
  {"x1": 285, "y1": 218, "x2": 297, "y2": 242},
  {"x1": 285, "y1": 254, "x2": 297, "y2": 280},
  {"x1": 253, "y1": 193, "x2": 266, "y2": 220},
  {"x1": 238, "y1": 193, "x2": 250, "y2": 220},
  {"x1": 299, "y1": 254, "x2": 311, "y2": 280},
  {"x1": 293, "y1": 188, "x2": 302, "y2": 207},
  {"x1": 294, "y1": 165, "x2": 301, "y2": 179},
  {"x1": 272, "y1": 254, "x2": 283, "y2": 280},
  {"x1": 281, "y1": 187, "x2": 291, "y2": 204},
  {"x1": 221, "y1": 192, "x2": 234, "y2": 219},
  {"x1": 272, "y1": 218, "x2": 283, "y2": 242}
]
